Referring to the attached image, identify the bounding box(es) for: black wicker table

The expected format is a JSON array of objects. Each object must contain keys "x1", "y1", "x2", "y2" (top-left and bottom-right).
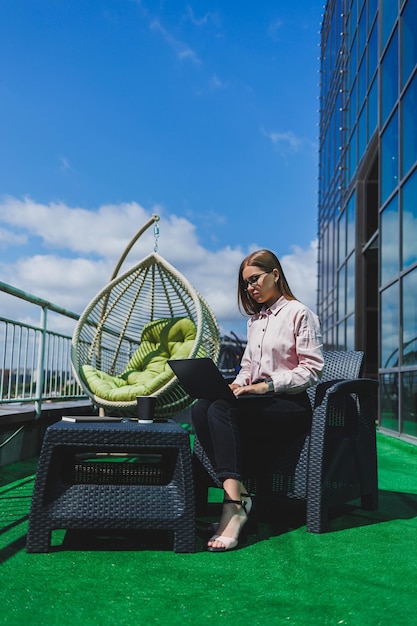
[{"x1": 26, "y1": 419, "x2": 195, "y2": 553}]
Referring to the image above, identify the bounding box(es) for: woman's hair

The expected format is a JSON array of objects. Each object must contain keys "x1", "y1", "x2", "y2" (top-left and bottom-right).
[{"x1": 237, "y1": 249, "x2": 297, "y2": 315}]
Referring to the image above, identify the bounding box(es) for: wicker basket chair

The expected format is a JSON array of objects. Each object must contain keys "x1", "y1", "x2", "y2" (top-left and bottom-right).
[{"x1": 71, "y1": 251, "x2": 220, "y2": 418}]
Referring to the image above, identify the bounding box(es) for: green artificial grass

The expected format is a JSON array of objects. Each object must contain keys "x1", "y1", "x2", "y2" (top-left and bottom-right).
[{"x1": 1, "y1": 433, "x2": 417, "y2": 625}]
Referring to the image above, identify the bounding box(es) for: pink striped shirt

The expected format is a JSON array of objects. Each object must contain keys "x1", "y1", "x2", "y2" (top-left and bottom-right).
[{"x1": 233, "y1": 295, "x2": 324, "y2": 394}]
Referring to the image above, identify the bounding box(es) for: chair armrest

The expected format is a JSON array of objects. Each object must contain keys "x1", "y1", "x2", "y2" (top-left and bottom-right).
[
  {"x1": 311, "y1": 377, "x2": 378, "y2": 440},
  {"x1": 325, "y1": 378, "x2": 378, "y2": 397},
  {"x1": 313, "y1": 378, "x2": 378, "y2": 408}
]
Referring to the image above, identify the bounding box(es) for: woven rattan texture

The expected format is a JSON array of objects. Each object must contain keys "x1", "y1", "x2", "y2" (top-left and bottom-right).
[
  {"x1": 71, "y1": 252, "x2": 220, "y2": 417},
  {"x1": 27, "y1": 420, "x2": 195, "y2": 553},
  {"x1": 193, "y1": 350, "x2": 379, "y2": 533}
]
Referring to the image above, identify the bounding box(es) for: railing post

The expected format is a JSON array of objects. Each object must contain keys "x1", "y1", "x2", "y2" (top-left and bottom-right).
[
  {"x1": 34, "y1": 305, "x2": 48, "y2": 418},
  {"x1": 0, "y1": 281, "x2": 86, "y2": 417}
]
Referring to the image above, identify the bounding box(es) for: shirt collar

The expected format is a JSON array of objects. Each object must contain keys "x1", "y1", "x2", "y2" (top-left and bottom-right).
[
  {"x1": 263, "y1": 295, "x2": 289, "y2": 316},
  {"x1": 256, "y1": 295, "x2": 290, "y2": 319}
]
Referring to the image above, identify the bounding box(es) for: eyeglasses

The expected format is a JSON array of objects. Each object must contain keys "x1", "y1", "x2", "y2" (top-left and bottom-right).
[{"x1": 243, "y1": 270, "x2": 273, "y2": 291}]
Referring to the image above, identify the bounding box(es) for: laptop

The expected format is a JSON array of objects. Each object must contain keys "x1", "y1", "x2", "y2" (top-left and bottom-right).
[{"x1": 168, "y1": 358, "x2": 272, "y2": 402}]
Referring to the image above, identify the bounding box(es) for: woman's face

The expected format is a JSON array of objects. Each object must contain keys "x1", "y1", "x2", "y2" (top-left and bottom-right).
[{"x1": 242, "y1": 265, "x2": 280, "y2": 308}]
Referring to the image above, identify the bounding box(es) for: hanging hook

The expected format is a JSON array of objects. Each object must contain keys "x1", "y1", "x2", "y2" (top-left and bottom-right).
[
  {"x1": 110, "y1": 213, "x2": 161, "y2": 281},
  {"x1": 153, "y1": 214, "x2": 160, "y2": 252}
]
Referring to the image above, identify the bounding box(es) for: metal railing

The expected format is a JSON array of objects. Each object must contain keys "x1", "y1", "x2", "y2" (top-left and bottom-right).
[{"x1": 0, "y1": 281, "x2": 86, "y2": 418}]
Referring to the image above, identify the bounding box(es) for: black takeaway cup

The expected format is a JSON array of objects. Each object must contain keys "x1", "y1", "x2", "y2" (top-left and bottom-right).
[{"x1": 136, "y1": 396, "x2": 157, "y2": 423}]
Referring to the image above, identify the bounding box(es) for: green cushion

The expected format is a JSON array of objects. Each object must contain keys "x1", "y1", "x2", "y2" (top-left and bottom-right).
[{"x1": 81, "y1": 317, "x2": 197, "y2": 402}]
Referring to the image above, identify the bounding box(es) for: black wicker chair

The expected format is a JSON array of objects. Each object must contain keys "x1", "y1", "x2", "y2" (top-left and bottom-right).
[{"x1": 192, "y1": 350, "x2": 379, "y2": 533}]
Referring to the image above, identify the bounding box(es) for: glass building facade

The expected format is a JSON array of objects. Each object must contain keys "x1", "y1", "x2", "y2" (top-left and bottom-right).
[{"x1": 318, "y1": 0, "x2": 417, "y2": 441}]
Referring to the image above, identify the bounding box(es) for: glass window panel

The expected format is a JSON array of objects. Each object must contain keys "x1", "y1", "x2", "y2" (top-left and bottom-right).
[
  {"x1": 349, "y1": 80, "x2": 357, "y2": 130},
  {"x1": 402, "y1": 168, "x2": 417, "y2": 269},
  {"x1": 329, "y1": 325, "x2": 336, "y2": 351},
  {"x1": 381, "y1": 29, "x2": 398, "y2": 126},
  {"x1": 381, "y1": 0, "x2": 398, "y2": 51},
  {"x1": 346, "y1": 314, "x2": 355, "y2": 351},
  {"x1": 331, "y1": 1, "x2": 339, "y2": 58},
  {"x1": 380, "y1": 373, "x2": 399, "y2": 432},
  {"x1": 380, "y1": 194, "x2": 399, "y2": 286},
  {"x1": 402, "y1": 270, "x2": 417, "y2": 366},
  {"x1": 323, "y1": 225, "x2": 329, "y2": 296},
  {"x1": 351, "y1": 0, "x2": 358, "y2": 26},
  {"x1": 338, "y1": 209, "x2": 347, "y2": 265},
  {"x1": 401, "y1": 74, "x2": 417, "y2": 178},
  {"x1": 328, "y1": 218, "x2": 335, "y2": 291},
  {"x1": 337, "y1": 321, "x2": 346, "y2": 350},
  {"x1": 358, "y1": 104, "x2": 367, "y2": 159},
  {"x1": 368, "y1": 0, "x2": 378, "y2": 30},
  {"x1": 402, "y1": 371, "x2": 417, "y2": 437},
  {"x1": 359, "y1": 6, "x2": 367, "y2": 57},
  {"x1": 336, "y1": 90, "x2": 342, "y2": 143},
  {"x1": 401, "y1": 0, "x2": 417, "y2": 88},
  {"x1": 327, "y1": 310, "x2": 334, "y2": 333},
  {"x1": 349, "y1": 127, "x2": 358, "y2": 176},
  {"x1": 345, "y1": 145, "x2": 350, "y2": 186},
  {"x1": 380, "y1": 282, "x2": 399, "y2": 368},
  {"x1": 338, "y1": 265, "x2": 346, "y2": 319},
  {"x1": 350, "y1": 33, "x2": 358, "y2": 88},
  {"x1": 367, "y1": 77, "x2": 378, "y2": 141},
  {"x1": 347, "y1": 194, "x2": 356, "y2": 254},
  {"x1": 346, "y1": 254, "x2": 355, "y2": 315},
  {"x1": 346, "y1": 29, "x2": 353, "y2": 90},
  {"x1": 358, "y1": 56, "x2": 367, "y2": 107},
  {"x1": 381, "y1": 108, "x2": 399, "y2": 205},
  {"x1": 368, "y1": 22, "x2": 378, "y2": 85}
]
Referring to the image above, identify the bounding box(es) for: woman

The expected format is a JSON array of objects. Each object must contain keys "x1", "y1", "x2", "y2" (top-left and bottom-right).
[{"x1": 192, "y1": 249, "x2": 324, "y2": 552}]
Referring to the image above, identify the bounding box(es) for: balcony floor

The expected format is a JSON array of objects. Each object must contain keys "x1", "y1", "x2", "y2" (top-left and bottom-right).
[{"x1": 1, "y1": 432, "x2": 417, "y2": 625}]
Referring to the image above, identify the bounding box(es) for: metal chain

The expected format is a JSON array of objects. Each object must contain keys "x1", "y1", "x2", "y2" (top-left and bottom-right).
[{"x1": 153, "y1": 215, "x2": 160, "y2": 252}]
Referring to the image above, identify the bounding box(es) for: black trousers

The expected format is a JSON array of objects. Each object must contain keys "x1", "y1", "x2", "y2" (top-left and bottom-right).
[{"x1": 191, "y1": 392, "x2": 312, "y2": 484}]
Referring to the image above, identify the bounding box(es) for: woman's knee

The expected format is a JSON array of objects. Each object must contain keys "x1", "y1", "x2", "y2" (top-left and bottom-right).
[
  {"x1": 206, "y1": 399, "x2": 235, "y2": 425},
  {"x1": 191, "y1": 399, "x2": 211, "y2": 428}
]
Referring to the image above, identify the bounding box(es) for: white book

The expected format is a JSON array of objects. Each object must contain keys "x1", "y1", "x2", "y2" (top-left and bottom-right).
[{"x1": 61, "y1": 415, "x2": 122, "y2": 423}]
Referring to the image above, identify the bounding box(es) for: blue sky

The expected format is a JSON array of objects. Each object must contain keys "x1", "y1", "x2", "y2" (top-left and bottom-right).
[{"x1": 0, "y1": 0, "x2": 325, "y2": 338}]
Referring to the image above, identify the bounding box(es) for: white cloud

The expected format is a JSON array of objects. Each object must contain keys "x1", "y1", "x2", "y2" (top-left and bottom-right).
[
  {"x1": 262, "y1": 128, "x2": 317, "y2": 157},
  {"x1": 0, "y1": 226, "x2": 27, "y2": 247},
  {"x1": 184, "y1": 6, "x2": 219, "y2": 28},
  {"x1": 281, "y1": 240, "x2": 318, "y2": 311},
  {"x1": 150, "y1": 18, "x2": 201, "y2": 65},
  {"x1": 0, "y1": 196, "x2": 156, "y2": 256},
  {"x1": 268, "y1": 19, "x2": 285, "y2": 40},
  {"x1": 60, "y1": 157, "x2": 72, "y2": 171},
  {"x1": 0, "y1": 198, "x2": 318, "y2": 338},
  {"x1": 210, "y1": 74, "x2": 228, "y2": 90},
  {"x1": 264, "y1": 129, "x2": 303, "y2": 152}
]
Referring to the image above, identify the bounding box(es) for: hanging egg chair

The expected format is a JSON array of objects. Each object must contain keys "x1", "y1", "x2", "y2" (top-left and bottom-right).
[{"x1": 71, "y1": 215, "x2": 220, "y2": 417}]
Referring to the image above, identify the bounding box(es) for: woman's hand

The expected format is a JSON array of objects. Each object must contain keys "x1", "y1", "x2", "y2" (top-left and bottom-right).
[{"x1": 230, "y1": 382, "x2": 270, "y2": 397}]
